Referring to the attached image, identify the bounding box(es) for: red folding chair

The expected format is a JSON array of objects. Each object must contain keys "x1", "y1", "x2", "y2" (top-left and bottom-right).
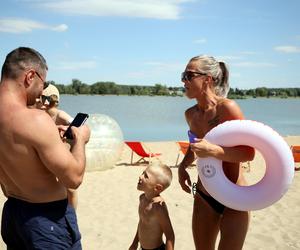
[
  {"x1": 125, "y1": 141, "x2": 161, "y2": 165},
  {"x1": 175, "y1": 141, "x2": 190, "y2": 166},
  {"x1": 291, "y1": 145, "x2": 300, "y2": 171}
]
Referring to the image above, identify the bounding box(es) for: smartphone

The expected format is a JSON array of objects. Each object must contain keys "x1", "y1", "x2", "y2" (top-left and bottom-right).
[
  {"x1": 63, "y1": 113, "x2": 89, "y2": 139},
  {"x1": 188, "y1": 130, "x2": 197, "y2": 143}
]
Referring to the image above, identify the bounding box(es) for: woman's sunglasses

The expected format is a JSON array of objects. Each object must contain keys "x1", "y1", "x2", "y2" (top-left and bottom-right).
[{"x1": 181, "y1": 71, "x2": 206, "y2": 82}]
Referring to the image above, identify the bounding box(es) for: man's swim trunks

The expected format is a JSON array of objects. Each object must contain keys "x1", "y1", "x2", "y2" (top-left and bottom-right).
[
  {"x1": 1, "y1": 197, "x2": 81, "y2": 249},
  {"x1": 142, "y1": 243, "x2": 166, "y2": 250}
]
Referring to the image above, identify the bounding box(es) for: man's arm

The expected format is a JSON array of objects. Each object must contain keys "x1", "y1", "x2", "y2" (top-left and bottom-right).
[{"x1": 31, "y1": 112, "x2": 90, "y2": 189}]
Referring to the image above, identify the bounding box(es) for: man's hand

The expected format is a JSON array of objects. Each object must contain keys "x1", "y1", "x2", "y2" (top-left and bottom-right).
[
  {"x1": 57, "y1": 125, "x2": 68, "y2": 141},
  {"x1": 71, "y1": 124, "x2": 90, "y2": 144}
]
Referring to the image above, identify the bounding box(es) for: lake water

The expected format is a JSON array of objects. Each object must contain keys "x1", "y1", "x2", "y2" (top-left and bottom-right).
[{"x1": 59, "y1": 95, "x2": 300, "y2": 141}]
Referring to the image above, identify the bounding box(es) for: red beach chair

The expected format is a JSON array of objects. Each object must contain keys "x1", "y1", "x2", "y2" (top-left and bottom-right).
[
  {"x1": 291, "y1": 145, "x2": 300, "y2": 171},
  {"x1": 175, "y1": 141, "x2": 190, "y2": 167},
  {"x1": 125, "y1": 141, "x2": 161, "y2": 165}
]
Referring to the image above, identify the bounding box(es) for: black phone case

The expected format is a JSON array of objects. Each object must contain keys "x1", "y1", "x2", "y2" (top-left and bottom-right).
[{"x1": 64, "y1": 113, "x2": 89, "y2": 139}]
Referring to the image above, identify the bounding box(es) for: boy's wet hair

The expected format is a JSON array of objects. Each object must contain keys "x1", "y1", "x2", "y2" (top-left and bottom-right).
[{"x1": 149, "y1": 162, "x2": 172, "y2": 191}]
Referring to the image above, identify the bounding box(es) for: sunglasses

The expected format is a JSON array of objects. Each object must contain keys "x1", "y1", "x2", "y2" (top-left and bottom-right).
[
  {"x1": 35, "y1": 71, "x2": 49, "y2": 89},
  {"x1": 181, "y1": 71, "x2": 206, "y2": 82},
  {"x1": 40, "y1": 95, "x2": 51, "y2": 104}
]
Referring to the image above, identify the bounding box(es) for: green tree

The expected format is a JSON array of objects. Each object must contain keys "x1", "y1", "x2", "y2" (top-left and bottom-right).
[{"x1": 255, "y1": 87, "x2": 268, "y2": 97}]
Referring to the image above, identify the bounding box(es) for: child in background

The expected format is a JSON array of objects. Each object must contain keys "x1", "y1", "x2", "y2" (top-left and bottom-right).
[
  {"x1": 37, "y1": 84, "x2": 72, "y2": 125},
  {"x1": 129, "y1": 162, "x2": 175, "y2": 250}
]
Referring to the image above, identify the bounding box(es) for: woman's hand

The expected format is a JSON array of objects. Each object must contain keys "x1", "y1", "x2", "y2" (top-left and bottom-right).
[
  {"x1": 178, "y1": 165, "x2": 192, "y2": 194},
  {"x1": 190, "y1": 138, "x2": 219, "y2": 158}
]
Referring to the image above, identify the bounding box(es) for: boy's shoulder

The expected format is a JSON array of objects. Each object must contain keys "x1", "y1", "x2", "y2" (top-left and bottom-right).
[{"x1": 152, "y1": 196, "x2": 168, "y2": 213}]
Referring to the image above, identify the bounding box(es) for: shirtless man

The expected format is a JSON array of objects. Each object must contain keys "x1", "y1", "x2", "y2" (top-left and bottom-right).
[
  {"x1": 0, "y1": 47, "x2": 90, "y2": 249},
  {"x1": 129, "y1": 162, "x2": 175, "y2": 250},
  {"x1": 178, "y1": 55, "x2": 255, "y2": 250}
]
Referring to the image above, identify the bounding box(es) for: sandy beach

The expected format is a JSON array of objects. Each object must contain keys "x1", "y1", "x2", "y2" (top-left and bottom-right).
[{"x1": 0, "y1": 136, "x2": 299, "y2": 249}]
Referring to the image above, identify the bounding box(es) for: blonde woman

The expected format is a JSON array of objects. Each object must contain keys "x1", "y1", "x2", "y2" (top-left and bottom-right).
[{"x1": 178, "y1": 55, "x2": 255, "y2": 250}]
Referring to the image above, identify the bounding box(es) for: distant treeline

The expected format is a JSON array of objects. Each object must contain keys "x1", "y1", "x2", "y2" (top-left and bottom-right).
[
  {"x1": 48, "y1": 79, "x2": 300, "y2": 98},
  {"x1": 49, "y1": 79, "x2": 183, "y2": 96},
  {"x1": 229, "y1": 87, "x2": 300, "y2": 98}
]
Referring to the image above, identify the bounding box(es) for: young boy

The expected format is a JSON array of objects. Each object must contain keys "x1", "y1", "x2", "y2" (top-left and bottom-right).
[{"x1": 129, "y1": 162, "x2": 175, "y2": 250}]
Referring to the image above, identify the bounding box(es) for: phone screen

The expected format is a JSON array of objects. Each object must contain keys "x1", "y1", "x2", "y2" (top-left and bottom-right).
[{"x1": 63, "y1": 113, "x2": 89, "y2": 139}]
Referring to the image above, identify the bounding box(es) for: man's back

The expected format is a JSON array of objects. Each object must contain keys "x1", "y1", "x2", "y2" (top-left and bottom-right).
[{"x1": 0, "y1": 86, "x2": 67, "y2": 202}]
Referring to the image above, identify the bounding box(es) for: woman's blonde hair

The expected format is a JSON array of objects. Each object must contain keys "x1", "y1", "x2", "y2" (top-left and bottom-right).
[{"x1": 189, "y1": 55, "x2": 229, "y2": 97}]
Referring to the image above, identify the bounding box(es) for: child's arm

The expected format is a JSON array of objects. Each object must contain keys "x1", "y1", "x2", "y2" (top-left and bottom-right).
[
  {"x1": 128, "y1": 223, "x2": 139, "y2": 250},
  {"x1": 157, "y1": 203, "x2": 175, "y2": 250}
]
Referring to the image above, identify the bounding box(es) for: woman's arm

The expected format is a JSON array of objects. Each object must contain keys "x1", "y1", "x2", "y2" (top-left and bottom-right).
[
  {"x1": 191, "y1": 140, "x2": 255, "y2": 163},
  {"x1": 190, "y1": 99, "x2": 255, "y2": 163}
]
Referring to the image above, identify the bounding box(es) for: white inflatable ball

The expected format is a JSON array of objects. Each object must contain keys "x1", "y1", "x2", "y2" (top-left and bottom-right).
[{"x1": 85, "y1": 114, "x2": 124, "y2": 172}]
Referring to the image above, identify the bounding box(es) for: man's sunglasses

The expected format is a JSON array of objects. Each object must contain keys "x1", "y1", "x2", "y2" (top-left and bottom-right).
[
  {"x1": 41, "y1": 95, "x2": 51, "y2": 104},
  {"x1": 181, "y1": 71, "x2": 206, "y2": 82},
  {"x1": 35, "y1": 71, "x2": 49, "y2": 89}
]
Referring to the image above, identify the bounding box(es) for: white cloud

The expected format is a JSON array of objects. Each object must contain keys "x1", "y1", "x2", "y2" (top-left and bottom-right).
[
  {"x1": 230, "y1": 72, "x2": 241, "y2": 78},
  {"x1": 240, "y1": 51, "x2": 257, "y2": 55},
  {"x1": 274, "y1": 46, "x2": 300, "y2": 53},
  {"x1": 193, "y1": 38, "x2": 207, "y2": 44},
  {"x1": 32, "y1": 0, "x2": 193, "y2": 20},
  {"x1": 216, "y1": 55, "x2": 242, "y2": 62},
  {"x1": 56, "y1": 61, "x2": 97, "y2": 70},
  {"x1": 0, "y1": 18, "x2": 68, "y2": 33},
  {"x1": 128, "y1": 61, "x2": 183, "y2": 79},
  {"x1": 144, "y1": 61, "x2": 184, "y2": 71},
  {"x1": 232, "y1": 61, "x2": 276, "y2": 68},
  {"x1": 51, "y1": 24, "x2": 68, "y2": 32}
]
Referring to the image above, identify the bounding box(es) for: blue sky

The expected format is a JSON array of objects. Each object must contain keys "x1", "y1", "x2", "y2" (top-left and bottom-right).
[{"x1": 1, "y1": 0, "x2": 300, "y2": 89}]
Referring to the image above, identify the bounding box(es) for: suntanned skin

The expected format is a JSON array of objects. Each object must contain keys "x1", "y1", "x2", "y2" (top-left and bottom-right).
[
  {"x1": 0, "y1": 69, "x2": 90, "y2": 203},
  {"x1": 178, "y1": 60, "x2": 255, "y2": 250},
  {"x1": 36, "y1": 95, "x2": 78, "y2": 209},
  {"x1": 129, "y1": 167, "x2": 175, "y2": 250},
  {"x1": 138, "y1": 194, "x2": 172, "y2": 249}
]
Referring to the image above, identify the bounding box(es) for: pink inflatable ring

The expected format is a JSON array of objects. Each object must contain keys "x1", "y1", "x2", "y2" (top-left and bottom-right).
[{"x1": 197, "y1": 120, "x2": 294, "y2": 211}]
